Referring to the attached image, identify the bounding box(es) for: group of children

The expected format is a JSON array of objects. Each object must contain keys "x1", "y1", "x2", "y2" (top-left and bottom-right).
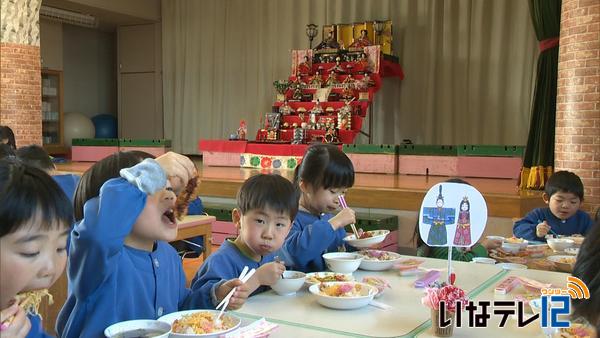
[
  {"x1": 1, "y1": 130, "x2": 598, "y2": 337},
  {"x1": 0, "y1": 143, "x2": 358, "y2": 338}
]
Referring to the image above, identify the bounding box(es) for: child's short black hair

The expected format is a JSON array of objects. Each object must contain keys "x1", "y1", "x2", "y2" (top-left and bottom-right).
[
  {"x1": 544, "y1": 171, "x2": 585, "y2": 200},
  {"x1": 16, "y1": 144, "x2": 55, "y2": 172},
  {"x1": 0, "y1": 125, "x2": 16, "y2": 150},
  {"x1": 237, "y1": 174, "x2": 299, "y2": 221},
  {"x1": 0, "y1": 158, "x2": 73, "y2": 237},
  {"x1": 294, "y1": 144, "x2": 354, "y2": 190},
  {"x1": 0, "y1": 144, "x2": 15, "y2": 159},
  {"x1": 572, "y1": 219, "x2": 600, "y2": 333},
  {"x1": 73, "y1": 151, "x2": 155, "y2": 221}
]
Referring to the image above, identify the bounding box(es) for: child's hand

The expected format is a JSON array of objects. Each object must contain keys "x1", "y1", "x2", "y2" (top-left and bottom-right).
[
  {"x1": 481, "y1": 238, "x2": 502, "y2": 251},
  {"x1": 329, "y1": 208, "x2": 356, "y2": 230},
  {"x1": 256, "y1": 261, "x2": 286, "y2": 286},
  {"x1": 0, "y1": 303, "x2": 31, "y2": 338},
  {"x1": 536, "y1": 221, "x2": 551, "y2": 238},
  {"x1": 155, "y1": 152, "x2": 197, "y2": 194},
  {"x1": 216, "y1": 279, "x2": 251, "y2": 310}
]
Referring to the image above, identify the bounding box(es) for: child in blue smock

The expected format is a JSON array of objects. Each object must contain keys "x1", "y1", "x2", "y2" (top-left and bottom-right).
[
  {"x1": 282, "y1": 144, "x2": 356, "y2": 272},
  {"x1": 189, "y1": 174, "x2": 298, "y2": 310},
  {"x1": 0, "y1": 158, "x2": 73, "y2": 338},
  {"x1": 16, "y1": 145, "x2": 80, "y2": 201},
  {"x1": 56, "y1": 152, "x2": 204, "y2": 338},
  {"x1": 513, "y1": 171, "x2": 594, "y2": 242}
]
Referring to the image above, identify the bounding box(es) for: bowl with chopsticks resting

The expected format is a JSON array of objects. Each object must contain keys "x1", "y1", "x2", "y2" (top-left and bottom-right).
[
  {"x1": 322, "y1": 252, "x2": 363, "y2": 273},
  {"x1": 271, "y1": 270, "x2": 306, "y2": 296},
  {"x1": 343, "y1": 229, "x2": 390, "y2": 248}
]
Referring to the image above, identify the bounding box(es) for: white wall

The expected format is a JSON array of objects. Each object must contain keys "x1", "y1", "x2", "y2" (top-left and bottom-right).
[{"x1": 62, "y1": 24, "x2": 116, "y2": 118}]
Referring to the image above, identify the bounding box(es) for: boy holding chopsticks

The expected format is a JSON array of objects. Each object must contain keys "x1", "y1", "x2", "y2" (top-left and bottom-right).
[{"x1": 189, "y1": 174, "x2": 299, "y2": 309}]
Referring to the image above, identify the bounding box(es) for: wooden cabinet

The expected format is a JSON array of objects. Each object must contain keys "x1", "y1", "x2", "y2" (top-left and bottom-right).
[
  {"x1": 117, "y1": 23, "x2": 163, "y2": 139},
  {"x1": 41, "y1": 69, "x2": 67, "y2": 154}
]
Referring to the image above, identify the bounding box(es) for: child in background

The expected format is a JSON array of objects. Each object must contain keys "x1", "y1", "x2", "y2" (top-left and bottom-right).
[
  {"x1": 413, "y1": 178, "x2": 502, "y2": 261},
  {"x1": 513, "y1": 171, "x2": 593, "y2": 241},
  {"x1": 189, "y1": 174, "x2": 298, "y2": 309},
  {"x1": 0, "y1": 158, "x2": 73, "y2": 338},
  {"x1": 16, "y1": 145, "x2": 80, "y2": 201},
  {"x1": 0, "y1": 125, "x2": 16, "y2": 150},
  {"x1": 282, "y1": 144, "x2": 356, "y2": 272},
  {"x1": 56, "y1": 152, "x2": 204, "y2": 338}
]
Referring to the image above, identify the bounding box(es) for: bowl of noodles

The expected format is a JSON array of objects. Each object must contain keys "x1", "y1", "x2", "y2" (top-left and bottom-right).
[{"x1": 158, "y1": 310, "x2": 241, "y2": 338}]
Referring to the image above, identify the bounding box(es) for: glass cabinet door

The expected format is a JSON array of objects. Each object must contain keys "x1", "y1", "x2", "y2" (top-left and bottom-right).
[{"x1": 41, "y1": 70, "x2": 63, "y2": 147}]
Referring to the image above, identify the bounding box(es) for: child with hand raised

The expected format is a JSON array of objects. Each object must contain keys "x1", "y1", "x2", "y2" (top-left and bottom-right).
[{"x1": 56, "y1": 152, "x2": 204, "y2": 338}]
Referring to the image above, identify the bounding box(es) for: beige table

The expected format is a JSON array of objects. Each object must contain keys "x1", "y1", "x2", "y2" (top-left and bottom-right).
[
  {"x1": 416, "y1": 268, "x2": 570, "y2": 337},
  {"x1": 234, "y1": 258, "x2": 506, "y2": 338}
]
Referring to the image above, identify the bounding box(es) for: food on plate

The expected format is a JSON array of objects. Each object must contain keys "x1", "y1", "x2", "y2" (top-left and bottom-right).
[
  {"x1": 362, "y1": 277, "x2": 391, "y2": 296},
  {"x1": 505, "y1": 237, "x2": 526, "y2": 244},
  {"x1": 555, "y1": 323, "x2": 596, "y2": 338},
  {"x1": 357, "y1": 229, "x2": 374, "y2": 239},
  {"x1": 359, "y1": 250, "x2": 397, "y2": 261},
  {"x1": 557, "y1": 257, "x2": 576, "y2": 264},
  {"x1": 172, "y1": 311, "x2": 235, "y2": 334},
  {"x1": 174, "y1": 175, "x2": 200, "y2": 220},
  {"x1": 306, "y1": 273, "x2": 352, "y2": 284},
  {"x1": 319, "y1": 283, "x2": 364, "y2": 297}
]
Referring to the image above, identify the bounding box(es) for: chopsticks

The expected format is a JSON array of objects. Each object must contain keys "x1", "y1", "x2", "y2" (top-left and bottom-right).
[
  {"x1": 338, "y1": 195, "x2": 359, "y2": 239},
  {"x1": 215, "y1": 266, "x2": 256, "y2": 324}
]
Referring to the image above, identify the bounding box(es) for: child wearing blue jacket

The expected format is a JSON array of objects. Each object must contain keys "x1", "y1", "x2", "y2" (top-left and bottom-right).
[
  {"x1": 282, "y1": 144, "x2": 356, "y2": 272},
  {"x1": 0, "y1": 158, "x2": 73, "y2": 338},
  {"x1": 56, "y1": 152, "x2": 203, "y2": 338},
  {"x1": 513, "y1": 171, "x2": 593, "y2": 241},
  {"x1": 189, "y1": 174, "x2": 298, "y2": 310}
]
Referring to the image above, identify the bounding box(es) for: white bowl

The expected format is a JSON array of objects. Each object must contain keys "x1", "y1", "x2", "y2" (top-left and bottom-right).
[
  {"x1": 158, "y1": 310, "x2": 241, "y2": 338},
  {"x1": 357, "y1": 250, "x2": 402, "y2": 271},
  {"x1": 322, "y1": 252, "x2": 363, "y2": 273},
  {"x1": 471, "y1": 257, "x2": 496, "y2": 265},
  {"x1": 501, "y1": 242, "x2": 522, "y2": 254},
  {"x1": 499, "y1": 263, "x2": 528, "y2": 270},
  {"x1": 547, "y1": 238, "x2": 574, "y2": 252},
  {"x1": 271, "y1": 270, "x2": 306, "y2": 296},
  {"x1": 504, "y1": 238, "x2": 529, "y2": 249},
  {"x1": 309, "y1": 282, "x2": 377, "y2": 310},
  {"x1": 486, "y1": 235, "x2": 505, "y2": 242},
  {"x1": 104, "y1": 320, "x2": 171, "y2": 338},
  {"x1": 525, "y1": 244, "x2": 548, "y2": 258},
  {"x1": 304, "y1": 272, "x2": 354, "y2": 286},
  {"x1": 343, "y1": 230, "x2": 390, "y2": 248}
]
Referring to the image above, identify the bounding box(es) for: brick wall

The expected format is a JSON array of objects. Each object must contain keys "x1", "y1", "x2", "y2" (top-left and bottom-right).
[
  {"x1": 0, "y1": 42, "x2": 42, "y2": 147},
  {"x1": 556, "y1": 0, "x2": 600, "y2": 214}
]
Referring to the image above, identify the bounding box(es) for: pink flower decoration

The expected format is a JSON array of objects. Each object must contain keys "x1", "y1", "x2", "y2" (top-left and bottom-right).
[{"x1": 421, "y1": 285, "x2": 468, "y2": 313}]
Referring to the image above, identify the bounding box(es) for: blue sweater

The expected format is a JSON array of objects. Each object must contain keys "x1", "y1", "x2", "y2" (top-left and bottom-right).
[
  {"x1": 513, "y1": 208, "x2": 593, "y2": 242},
  {"x1": 189, "y1": 240, "x2": 274, "y2": 309},
  {"x1": 25, "y1": 314, "x2": 52, "y2": 338},
  {"x1": 52, "y1": 174, "x2": 79, "y2": 201},
  {"x1": 282, "y1": 210, "x2": 347, "y2": 272},
  {"x1": 56, "y1": 178, "x2": 202, "y2": 338}
]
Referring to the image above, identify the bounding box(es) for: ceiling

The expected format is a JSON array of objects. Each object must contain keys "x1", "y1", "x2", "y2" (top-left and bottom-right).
[{"x1": 41, "y1": 0, "x2": 158, "y2": 32}]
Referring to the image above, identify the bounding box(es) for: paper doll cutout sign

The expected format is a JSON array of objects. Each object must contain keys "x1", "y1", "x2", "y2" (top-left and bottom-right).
[{"x1": 419, "y1": 183, "x2": 488, "y2": 247}]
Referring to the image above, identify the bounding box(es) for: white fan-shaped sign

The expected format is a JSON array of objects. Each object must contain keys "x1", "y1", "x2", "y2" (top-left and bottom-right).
[{"x1": 419, "y1": 182, "x2": 488, "y2": 247}]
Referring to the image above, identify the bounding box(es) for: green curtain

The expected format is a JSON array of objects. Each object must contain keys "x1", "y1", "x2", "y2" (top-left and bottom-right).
[{"x1": 519, "y1": 0, "x2": 561, "y2": 189}]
